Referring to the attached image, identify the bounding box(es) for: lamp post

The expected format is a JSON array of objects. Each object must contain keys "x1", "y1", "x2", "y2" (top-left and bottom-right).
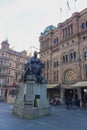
[{"x1": 0, "y1": 79, "x2": 3, "y2": 97}]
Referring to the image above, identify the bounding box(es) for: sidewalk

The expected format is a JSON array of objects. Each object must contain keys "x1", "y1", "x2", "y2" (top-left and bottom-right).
[{"x1": 0, "y1": 103, "x2": 87, "y2": 130}]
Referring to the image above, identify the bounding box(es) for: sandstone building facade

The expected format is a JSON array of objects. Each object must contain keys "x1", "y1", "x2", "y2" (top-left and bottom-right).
[
  {"x1": 39, "y1": 8, "x2": 87, "y2": 105},
  {"x1": 0, "y1": 39, "x2": 28, "y2": 99}
]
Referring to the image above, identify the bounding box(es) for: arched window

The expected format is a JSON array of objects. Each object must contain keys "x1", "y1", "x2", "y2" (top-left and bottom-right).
[
  {"x1": 82, "y1": 23, "x2": 85, "y2": 30},
  {"x1": 86, "y1": 21, "x2": 87, "y2": 28},
  {"x1": 85, "y1": 64, "x2": 87, "y2": 78},
  {"x1": 84, "y1": 52, "x2": 87, "y2": 60},
  {"x1": 47, "y1": 60, "x2": 49, "y2": 70},
  {"x1": 70, "y1": 52, "x2": 76, "y2": 61},
  {"x1": 56, "y1": 61, "x2": 58, "y2": 68},
  {"x1": 62, "y1": 55, "x2": 68, "y2": 63}
]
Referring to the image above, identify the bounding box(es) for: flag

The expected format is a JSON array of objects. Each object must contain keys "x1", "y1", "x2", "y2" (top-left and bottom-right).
[
  {"x1": 60, "y1": 7, "x2": 62, "y2": 12},
  {"x1": 67, "y1": 1, "x2": 70, "y2": 10}
]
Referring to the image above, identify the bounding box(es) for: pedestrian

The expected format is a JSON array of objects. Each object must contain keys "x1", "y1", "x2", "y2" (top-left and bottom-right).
[
  {"x1": 65, "y1": 97, "x2": 71, "y2": 109},
  {"x1": 76, "y1": 99, "x2": 80, "y2": 108},
  {"x1": 71, "y1": 98, "x2": 76, "y2": 109}
]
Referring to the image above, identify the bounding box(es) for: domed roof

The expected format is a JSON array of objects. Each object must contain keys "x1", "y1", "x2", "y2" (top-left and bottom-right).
[
  {"x1": 41, "y1": 25, "x2": 56, "y2": 36},
  {"x1": 44, "y1": 25, "x2": 56, "y2": 34}
]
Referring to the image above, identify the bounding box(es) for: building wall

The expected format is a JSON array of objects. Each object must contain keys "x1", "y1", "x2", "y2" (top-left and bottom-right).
[
  {"x1": 0, "y1": 39, "x2": 28, "y2": 98},
  {"x1": 39, "y1": 8, "x2": 87, "y2": 89}
]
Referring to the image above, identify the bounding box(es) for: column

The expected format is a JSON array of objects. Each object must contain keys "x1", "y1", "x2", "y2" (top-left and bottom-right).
[
  {"x1": 60, "y1": 87, "x2": 65, "y2": 104},
  {"x1": 77, "y1": 88, "x2": 82, "y2": 107}
]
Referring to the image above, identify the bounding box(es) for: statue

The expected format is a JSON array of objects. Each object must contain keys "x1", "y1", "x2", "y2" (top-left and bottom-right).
[
  {"x1": 23, "y1": 51, "x2": 44, "y2": 83},
  {"x1": 13, "y1": 51, "x2": 50, "y2": 119}
]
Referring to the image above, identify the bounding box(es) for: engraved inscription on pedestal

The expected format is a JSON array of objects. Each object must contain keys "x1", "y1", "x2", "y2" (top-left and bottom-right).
[
  {"x1": 26, "y1": 83, "x2": 34, "y2": 99},
  {"x1": 24, "y1": 82, "x2": 34, "y2": 107}
]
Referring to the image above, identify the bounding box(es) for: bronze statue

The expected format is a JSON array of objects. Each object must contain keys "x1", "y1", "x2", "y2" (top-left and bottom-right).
[{"x1": 23, "y1": 51, "x2": 44, "y2": 83}]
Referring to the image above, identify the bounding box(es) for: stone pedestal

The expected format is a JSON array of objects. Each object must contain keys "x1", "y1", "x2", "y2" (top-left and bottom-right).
[{"x1": 13, "y1": 76, "x2": 50, "y2": 119}]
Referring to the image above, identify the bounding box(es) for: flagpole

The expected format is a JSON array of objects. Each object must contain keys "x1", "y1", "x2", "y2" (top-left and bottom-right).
[
  {"x1": 74, "y1": 0, "x2": 76, "y2": 12},
  {"x1": 66, "y1": 1, "x2": 68, "y2": 19},
  {"x1": 58, "y1": 0, "x2": 62, "y2": 23},
  {"x1": 66, "y1": 1, "x2": 71, "y2": 19},
  {"x1": 74, "y1": 0, "x2": 77, "y2": 13},
  {"x1": 59, "y1": 7, "x2": 62, "y2": 23}
]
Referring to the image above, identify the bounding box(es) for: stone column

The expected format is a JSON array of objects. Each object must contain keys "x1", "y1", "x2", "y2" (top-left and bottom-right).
[
  {"x1": 60, "y1": 87, "x2": 65, "y2": 104},
  {"x1": 77, "y1": 88, "x2": 82, "y2": 107}
]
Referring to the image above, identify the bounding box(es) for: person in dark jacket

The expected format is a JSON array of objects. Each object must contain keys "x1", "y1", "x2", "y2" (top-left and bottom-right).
[{"x1": 65, "y1": 97, "x2": 71, "y2": 109}]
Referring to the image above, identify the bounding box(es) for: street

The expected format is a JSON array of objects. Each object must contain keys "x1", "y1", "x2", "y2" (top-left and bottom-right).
[{"x1": 0, "y1": 103, "x2": 87, "y2": 130}]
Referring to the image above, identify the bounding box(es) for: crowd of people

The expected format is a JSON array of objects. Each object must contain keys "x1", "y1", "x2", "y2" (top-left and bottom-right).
[
  {"x1": 50, "y1": 94, "x2": 87, "y2": 109},
  {"x1": 50, "y1": 95, "x2": 81, "y2": 109},
  {"x1": 50, "y1": 96, "x2": 63, "y2": 106}
]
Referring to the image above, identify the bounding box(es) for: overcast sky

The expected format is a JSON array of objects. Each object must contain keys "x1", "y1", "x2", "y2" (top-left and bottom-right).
[{"x1": 0, "y1": 0, "x2": 87, "y2": 52}]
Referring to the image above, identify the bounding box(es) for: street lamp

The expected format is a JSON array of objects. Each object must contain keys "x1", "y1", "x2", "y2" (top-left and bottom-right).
[{"x1": 0, "y1": 79, "x2": 3, "y2": 96}]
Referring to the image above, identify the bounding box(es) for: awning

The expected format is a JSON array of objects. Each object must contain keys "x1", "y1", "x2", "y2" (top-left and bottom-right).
[
  {"x1": 47, "y1": 84, "x2": 60, "y2": 89},
  {"x1": 71, "y1": 81, "x2": 87, "y2": 88}
]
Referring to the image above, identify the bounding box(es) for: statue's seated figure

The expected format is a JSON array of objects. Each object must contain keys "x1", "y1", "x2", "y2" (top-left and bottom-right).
[{"x1": 23, "y1": 51, "x2": 44, "y2": 83}]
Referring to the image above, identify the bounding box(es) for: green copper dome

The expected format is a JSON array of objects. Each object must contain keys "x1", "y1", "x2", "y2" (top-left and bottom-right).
[
  {"x1": 41, "y1": 25, "x2": 56, "y2": 35},
  {"x1": 44, "y1": 25, "x2": 56, "y2": 33}
]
